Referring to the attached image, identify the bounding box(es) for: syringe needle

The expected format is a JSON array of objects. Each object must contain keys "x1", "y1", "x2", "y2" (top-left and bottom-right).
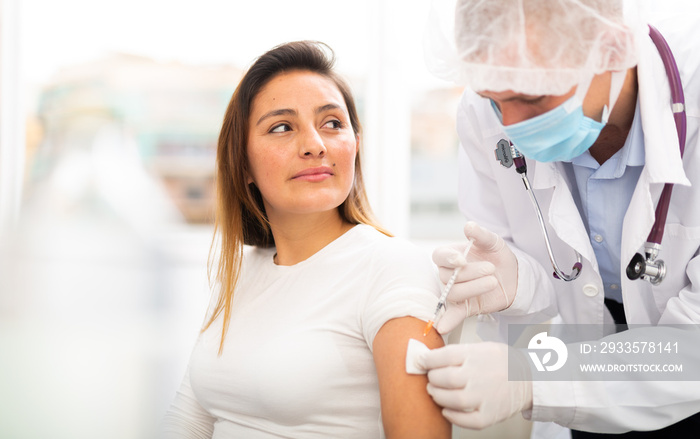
[{"x1": 422, "y1": 238, "x2": 474, "y2": 336}]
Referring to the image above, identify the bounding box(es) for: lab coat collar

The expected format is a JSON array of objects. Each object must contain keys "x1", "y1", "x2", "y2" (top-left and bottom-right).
[
  {"x1": 530, "y1": 160, "x2": 559, "y2": 190},
  {"x1": 529, "y1": 159, "x2": 597, "y2": 266},
  {"x1": 637, "y1": 32, "x2": 690, "y2": 187}
]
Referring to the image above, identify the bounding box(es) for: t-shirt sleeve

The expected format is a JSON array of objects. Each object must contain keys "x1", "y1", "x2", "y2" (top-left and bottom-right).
[
  {"x1": 160, "y1": 363, "x2": 216, "y2": 438},
  {"x1": 360, "y1": 240, "x2": 442, "y2": 349}
]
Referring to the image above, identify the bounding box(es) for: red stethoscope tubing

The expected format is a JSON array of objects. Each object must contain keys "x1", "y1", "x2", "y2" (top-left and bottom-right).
[{"x1": 646, "y1": 24, "x2": 686, "y2": 246}]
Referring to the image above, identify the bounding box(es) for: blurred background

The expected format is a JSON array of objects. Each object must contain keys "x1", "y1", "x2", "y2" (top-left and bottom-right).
[{"x1": 0, "y1": 0, "x2": 527, "y2": 438}]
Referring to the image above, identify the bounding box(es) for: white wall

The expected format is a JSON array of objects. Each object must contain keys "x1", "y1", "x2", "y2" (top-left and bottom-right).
[{"x1": 0, "y1": 0, "x2": 24, "y2": 234}]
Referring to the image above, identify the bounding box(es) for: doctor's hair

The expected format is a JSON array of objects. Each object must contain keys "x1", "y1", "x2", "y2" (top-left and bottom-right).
[{"x1": 205, "y1": 40, "x2": 388, "y2": 352}]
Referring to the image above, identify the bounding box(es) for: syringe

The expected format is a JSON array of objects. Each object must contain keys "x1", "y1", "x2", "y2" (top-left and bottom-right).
[{"x1": 422, "y1": 238, "x2": 474, "y2": 336}]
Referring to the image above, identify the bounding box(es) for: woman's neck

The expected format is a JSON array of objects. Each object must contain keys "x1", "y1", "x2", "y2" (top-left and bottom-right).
[{"x1": 268, "y1": 211, "x2": 354, "y2": 266}]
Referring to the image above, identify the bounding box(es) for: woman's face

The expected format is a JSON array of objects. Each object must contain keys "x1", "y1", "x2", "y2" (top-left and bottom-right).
[{"x1": 246, "y1": 70, "x2": 358, "y2": 221}]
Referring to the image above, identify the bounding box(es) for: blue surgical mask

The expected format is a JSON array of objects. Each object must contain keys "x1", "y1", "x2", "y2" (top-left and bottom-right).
[{"x1": 491, "y1": 96, "x2": 605, "y2": 163}]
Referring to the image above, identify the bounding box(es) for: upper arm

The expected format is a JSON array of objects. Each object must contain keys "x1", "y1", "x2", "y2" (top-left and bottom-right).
[
  {"x1": 161, "y1": 367, "x2": 216, "y2": 439},
  {"x1": 372, "y1": 316, "x2": 451, "y2": 439}
]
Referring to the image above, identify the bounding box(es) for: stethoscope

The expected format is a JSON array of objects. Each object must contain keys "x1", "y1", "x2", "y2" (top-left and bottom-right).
[{"x1": 494, "y1": 25, "x2": 686, "y2": 286}]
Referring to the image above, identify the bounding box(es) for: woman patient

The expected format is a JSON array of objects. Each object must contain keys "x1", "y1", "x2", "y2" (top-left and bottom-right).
[{"x1": 162, "y1": 40, "x2": 450, "y2": 438}]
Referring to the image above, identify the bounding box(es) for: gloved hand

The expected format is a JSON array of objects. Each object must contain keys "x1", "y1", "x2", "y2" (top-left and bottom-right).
[
  {"x1": 418, "y1": 342, "x2": 532, "y2": 430},
  {"x1": 432, "y1": 221, "x2": 518, "y2": 333}
]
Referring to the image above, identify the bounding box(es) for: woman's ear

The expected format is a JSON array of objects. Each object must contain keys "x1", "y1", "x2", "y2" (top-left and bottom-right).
[{"x1": 355, "y1": 134, "x2": 360, "y2": 153}]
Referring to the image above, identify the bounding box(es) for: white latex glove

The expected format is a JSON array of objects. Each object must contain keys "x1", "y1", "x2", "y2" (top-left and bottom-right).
[
  {"x1": 431, "y1": 221, "x2": 518, "y2": 333},
  {"x1": 418, "y1": 342, "x2": 532, "y2": 430}
]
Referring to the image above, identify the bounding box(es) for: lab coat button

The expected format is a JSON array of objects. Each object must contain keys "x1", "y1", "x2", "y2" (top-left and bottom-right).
[{"x1": 583, "y1": 284, "x2": 599, "y2": 297}]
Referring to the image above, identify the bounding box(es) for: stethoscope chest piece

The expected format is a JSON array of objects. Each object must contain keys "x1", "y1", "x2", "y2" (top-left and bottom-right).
[{"x1": 626, "y1": 244, "x2": 666, "y2": 285}]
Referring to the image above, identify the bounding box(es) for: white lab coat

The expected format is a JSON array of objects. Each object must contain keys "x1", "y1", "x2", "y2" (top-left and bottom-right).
[{"x1": 455, "y1": 11, "x2": 700, "y2": 436}]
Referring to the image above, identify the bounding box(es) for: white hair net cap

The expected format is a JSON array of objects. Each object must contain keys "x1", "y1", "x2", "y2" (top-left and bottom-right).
[{"x1": 425, "y1": 0, "x2": 649, "y2": 96}]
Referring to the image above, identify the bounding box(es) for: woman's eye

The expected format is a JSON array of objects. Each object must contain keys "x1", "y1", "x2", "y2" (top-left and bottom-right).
[
  {"x1": 270, "y1": 123, "x2": 291, "y2": 133},
  {"x1": 323, "y1": 119, "x2": 342, "y2": 129}
]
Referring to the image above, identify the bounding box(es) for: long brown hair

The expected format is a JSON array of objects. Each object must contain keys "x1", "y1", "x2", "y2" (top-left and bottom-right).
[{"x1": 203, "y1": 41, "x2": 389, "y2": 352}]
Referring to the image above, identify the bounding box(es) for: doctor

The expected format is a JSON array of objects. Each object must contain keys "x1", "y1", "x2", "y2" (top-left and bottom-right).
[{"x1": 420, "y1": 0, "x2": 700, "y2": 437}]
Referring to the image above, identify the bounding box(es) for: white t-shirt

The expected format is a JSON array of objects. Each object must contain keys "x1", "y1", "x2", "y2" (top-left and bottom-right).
[{"x1": 162, "y1": 225, "x2": 441, "y2": 439}]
